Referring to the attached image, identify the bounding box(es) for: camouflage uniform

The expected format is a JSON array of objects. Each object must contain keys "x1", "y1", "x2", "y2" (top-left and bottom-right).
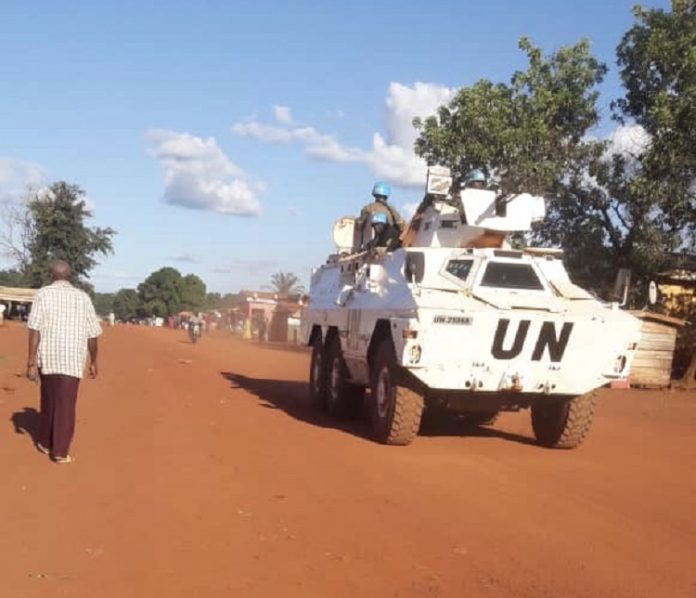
[{"x1": 358, "y1": 199, "x2": 405, "y2": 249}]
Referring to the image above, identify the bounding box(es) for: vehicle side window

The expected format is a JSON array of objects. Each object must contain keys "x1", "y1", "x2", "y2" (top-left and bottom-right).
[
  {"x1": 445, "y1": 259, "x2": 474, "y2": 282},
  {"x1": 480, "y1": 262, "x2": 544, "y2": 290}
]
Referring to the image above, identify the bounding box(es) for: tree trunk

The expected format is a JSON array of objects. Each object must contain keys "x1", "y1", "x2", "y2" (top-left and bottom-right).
[{"x1": 679, "y1": 352, "x2": 696, "y2": 390}]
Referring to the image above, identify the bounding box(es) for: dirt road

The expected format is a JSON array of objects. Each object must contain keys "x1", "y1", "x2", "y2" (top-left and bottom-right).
[{"x1": 1, "y1": 323, "x2": 695, "y2": 597}]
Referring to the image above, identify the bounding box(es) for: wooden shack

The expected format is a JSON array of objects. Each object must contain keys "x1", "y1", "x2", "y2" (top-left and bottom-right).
[{"x1": 629, "y1": 311, "x2": 685, "y2": 388}]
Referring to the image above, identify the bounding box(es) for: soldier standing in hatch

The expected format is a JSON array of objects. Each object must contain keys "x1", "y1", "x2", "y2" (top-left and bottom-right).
[{"x1": 358, "y1": 182, "x2": 405, "y2": 250}]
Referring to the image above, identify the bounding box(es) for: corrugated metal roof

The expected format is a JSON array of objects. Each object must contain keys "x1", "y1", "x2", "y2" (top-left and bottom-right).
[{"x1": 0, "y1": 286, "x2": 37, "y2": 302}]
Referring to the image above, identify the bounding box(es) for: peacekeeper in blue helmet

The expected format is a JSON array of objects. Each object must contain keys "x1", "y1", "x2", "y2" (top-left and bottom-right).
[
  {"x1": 463, "y1": 168, "x2": 487, "y2": 189},
  {"x1": 358, "y1": 181, "x2": 405, "y2": 249}
]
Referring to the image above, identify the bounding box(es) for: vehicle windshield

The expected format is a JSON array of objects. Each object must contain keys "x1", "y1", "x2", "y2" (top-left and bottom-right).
[
  {"x1": 445, "y1": 259, "x2": 474, "y2": 282},
  {"x1": 479, "y1": 261, "x2": 544, "y2": 290}
]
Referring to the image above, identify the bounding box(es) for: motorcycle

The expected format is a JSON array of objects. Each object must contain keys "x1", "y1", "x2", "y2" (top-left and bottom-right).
[{"x1": 188, "y1": 321, "x2": 201, "y2": 344}]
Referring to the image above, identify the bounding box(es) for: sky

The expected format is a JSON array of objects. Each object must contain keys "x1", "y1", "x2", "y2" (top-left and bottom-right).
[{"x1": 0, "y1": 0, "x2": 670, "y2": 294}]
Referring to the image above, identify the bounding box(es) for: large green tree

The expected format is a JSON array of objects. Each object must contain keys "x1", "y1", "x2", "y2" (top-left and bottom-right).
[
  {"x1": 414, "y1": 38, "x2": 607, "y2": 193},
  {"x1": 112, "y1": 288, "x2": 142, "y2": 322},
  {"x1": 93, "y1": 292, "x2": 115, "y2": 316},
  {"x1": 614, "y1": 0, "x2": 696, "y2": 236},
  {"x1": 137, "y1": 267, "x2": 206, "y2": 316},
  {"x1": 414, "y1": 4, "x2": 695, "y2": 297},
  {"x1": 16, "y1": 182, "x2": 116, "y2": 288}
]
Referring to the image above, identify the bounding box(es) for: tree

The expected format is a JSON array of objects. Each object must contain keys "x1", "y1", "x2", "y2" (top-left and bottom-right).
[
  {"x1": 0, "y1": 268, "x2": 27, "y2": 287},
  {"x1": 93, "y1": 292, "x2": 115, "y2": 316},
  {"x1": 269, "y1": 271, "x2": 304, "y2": 294},
  {"x1": 112, "y1": 289, "x2": 142, "y2": 322},
  {"x1": 414, "y1": 38, "x2": 607, "y2": 193},
  {"x1": 414, "y1": 14, "x2": 694, "y2": 299},
  {"x1": 179, "y1": 273, "x2": 206, "y2": 311},
  {"x1": 14, "y1": 182, "x2": 116, "y2": 288},
  {"x1": 137, "y1": 267, "x2": 207, "y2": 316},
  {"x1": 0, "y1": 199, "x2": 33, "y2": 271},
  {"x1": 204, "y1": 292, "x2": 222, "y2": 309},
  {"x1": 614, "y1": 0, "x2": 696, "y2": 237}
]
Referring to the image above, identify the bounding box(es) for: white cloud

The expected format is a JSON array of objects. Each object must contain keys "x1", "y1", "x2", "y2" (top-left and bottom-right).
[
  {"x1": 605, "y1": 124, "x2": 650, "y2": 160},
  {"x1": 0, "y1": 157, "x2": 45, "y2": 202},
  {"x1": 145, "y1": 129, "x2": 262, "y2": 216},
  {"x1": 168, "y1": 253, "x2": 201, "y2": 264},
  {"x1": 231, "y1": 82, "x2": 454, "y2": 188},
  {"x1": 273, "y1": 105, "x2": 293, "y2": 125}
]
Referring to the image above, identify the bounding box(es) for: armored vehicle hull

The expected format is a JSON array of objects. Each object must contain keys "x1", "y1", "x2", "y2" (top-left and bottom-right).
[{"x1": 301, "y1": 169, "x2": 641, "y2": 448}]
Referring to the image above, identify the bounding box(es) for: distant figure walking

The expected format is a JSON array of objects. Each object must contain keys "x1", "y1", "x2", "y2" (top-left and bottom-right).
[{"x1": 26, "y1": 260, "x2": 102, "y2": 463}]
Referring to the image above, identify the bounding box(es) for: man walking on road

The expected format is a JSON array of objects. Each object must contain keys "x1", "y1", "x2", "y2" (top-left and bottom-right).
[{"x1": 26, "y1": 260, "x2": 102, "y2": 463}]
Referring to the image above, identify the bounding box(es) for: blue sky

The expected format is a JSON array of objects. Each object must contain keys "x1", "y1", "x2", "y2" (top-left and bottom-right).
[{"x1": 0, "y1": 0, "x2": 669, "y2": 293}]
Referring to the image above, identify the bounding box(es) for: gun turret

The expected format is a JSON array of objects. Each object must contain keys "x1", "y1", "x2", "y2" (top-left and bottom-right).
[{"x1": 404, "y1": 166, "x2": 546, "y2": 249}]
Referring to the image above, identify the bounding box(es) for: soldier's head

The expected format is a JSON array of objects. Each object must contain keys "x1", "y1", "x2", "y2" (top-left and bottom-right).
[
  {"x1": 50, "y1": 260, "x2": 72, "y2": 281},
  {"x1": 371, "y1": 181, "x2": 391, "y2": 203},
  {"x1": 464, "y1": 169, "x2": 486, "y2": 190}
]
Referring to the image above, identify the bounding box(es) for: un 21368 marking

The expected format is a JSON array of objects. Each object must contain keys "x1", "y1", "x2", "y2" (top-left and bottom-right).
[
  {"x1": 433, "y1": 315, "x2": 472, "y2": 325},
  {"x1": 491, "y1": 319, "x2": 574, "y2": 362}
]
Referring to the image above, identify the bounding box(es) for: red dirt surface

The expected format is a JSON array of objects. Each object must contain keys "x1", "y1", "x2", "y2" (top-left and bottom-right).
[{"x1": 1, "y1": 322, "x2": 695, "y2": 597}]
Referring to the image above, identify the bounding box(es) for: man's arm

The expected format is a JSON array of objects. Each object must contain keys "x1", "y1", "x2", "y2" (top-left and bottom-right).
[
  {"x1": 27, "y1": 329, "x2": 40, "y2": 382},
  {"x1": 88, "y1": 337, "x2": 98, "y2": 378}
]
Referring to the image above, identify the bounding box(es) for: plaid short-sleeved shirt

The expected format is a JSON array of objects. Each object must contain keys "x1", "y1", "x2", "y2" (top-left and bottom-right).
[{"x1": 27, "y1": 281, "x2": 102, "y2": 379}]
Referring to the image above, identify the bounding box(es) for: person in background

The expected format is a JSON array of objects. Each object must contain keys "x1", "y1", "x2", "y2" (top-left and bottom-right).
[{"x1": 26, "y1": 260, "x2": 101, "y2": 464}]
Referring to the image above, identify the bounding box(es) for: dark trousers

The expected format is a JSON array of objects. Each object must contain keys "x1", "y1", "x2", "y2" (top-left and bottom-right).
[{"x1": 39, "y1": 374, "x2": 80, "y2": 458}]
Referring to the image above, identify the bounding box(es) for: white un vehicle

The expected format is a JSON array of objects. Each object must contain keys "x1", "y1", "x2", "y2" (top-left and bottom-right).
[{"x1": 301, "y1": 167, "x2": 641, "y2": 448}]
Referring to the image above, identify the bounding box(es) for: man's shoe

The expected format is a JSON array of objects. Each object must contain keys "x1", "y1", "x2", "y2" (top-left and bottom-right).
[
  {"x1": 53, "y1": 455, "x2": 74, "y2": 464},
  {"x1": 36, "y1": 443, "x2": 50, "y2": 455}
]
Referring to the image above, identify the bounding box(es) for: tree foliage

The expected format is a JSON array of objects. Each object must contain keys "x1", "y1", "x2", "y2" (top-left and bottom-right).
[
  {"x1": 0, "y1": 268, "x2": 27, "y2": 287},
  {"x1": 137, "y1": 267, "x2": 206, "y2": 316},
  {"x1": 414, "y1": 4, "x2": 696, "y2": 297},
  {"x1": 614, "y1": 0, "x2": 696, "y2": 234},
  {"x1": 17, "y1": 182, "x2": 116, "y2": 288},
  {"x1": 112, "y1": 289, "x2": 142, "y2": 322},
  {"x1": 414, "y1": 38, "x2": 607, "y2": 193},
  {"x1": 269, "y1": 271, "x2": 304, "y2": 294},
  {"x1": 93, "y1": 292, "x2": 115, "y2": 316}
]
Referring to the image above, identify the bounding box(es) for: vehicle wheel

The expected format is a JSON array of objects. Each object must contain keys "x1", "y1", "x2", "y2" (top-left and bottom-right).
[
  {"x1": 309, "y1": 336, "x2": 327, "y2": 410},
  {"x1": 531, "y1": 393, "x2": 596, "y2": 449},
  {"x1": 326, "y1": 337, "x2": 365, "y2": 418},
  {"x1": 370, "y1": 340, "x2": 424, "y2": 445},
  {"x1": 460, "y1": 411, "x2": 499, "y2": 426}
]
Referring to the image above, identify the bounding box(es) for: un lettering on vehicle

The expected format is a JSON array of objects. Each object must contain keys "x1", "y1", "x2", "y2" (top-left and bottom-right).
[
  {"x1": 491, "y1": 318, "x2": 574, "y2": 362},
  {"x1": 432, "y1": 315, "x2": 472, "y2": 325}
]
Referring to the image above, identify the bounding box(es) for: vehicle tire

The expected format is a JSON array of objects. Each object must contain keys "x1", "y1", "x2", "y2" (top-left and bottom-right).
[
  {"x1": 309, "y1": 336, "x2": 327, "y2": 410},
  {"x1": 326, "y1": 337, "x2": 364, "y2": 418},
  {"x1": 370, "y1": 340, "x2": 424, "y2": 445},
  {"x1": 531, "y1": 393, "x2": 596, "y2": 449},
  {"x1": 460, "y1": 411, "x2": 499, "y2": 426}
]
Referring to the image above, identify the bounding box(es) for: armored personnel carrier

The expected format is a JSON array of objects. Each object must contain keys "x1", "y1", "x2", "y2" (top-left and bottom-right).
[{"x1": 300, "y1": 167, "x2": 641, "y2": 448}]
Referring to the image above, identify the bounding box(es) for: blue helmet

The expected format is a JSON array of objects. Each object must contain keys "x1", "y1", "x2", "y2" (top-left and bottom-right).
[
  {"x1": 372, "y1": 181, "x2": 391, "y2": 199},
  {"x1": 465, "y1": 169, "x2": 486, "y2": 184},
  {"x1": 371, "y1": 212, "x2": 388, "y2": 225}
]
